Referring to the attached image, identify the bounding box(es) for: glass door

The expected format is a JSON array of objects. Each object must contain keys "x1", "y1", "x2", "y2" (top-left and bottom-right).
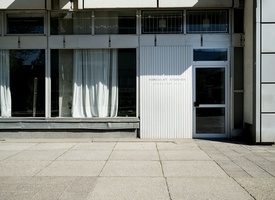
[{"x1": 194, "y1": 66, "x2": 228, "y2": 137}]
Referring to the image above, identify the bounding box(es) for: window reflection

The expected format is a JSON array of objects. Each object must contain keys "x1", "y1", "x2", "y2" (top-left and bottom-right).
[
  {"x1": 50, "y1": 11, "x2": 136, "y2": 35},
  {"x1": 95, "y1": 11, "x2": 136, "y2": 34},
  {"x1": 196, "y1": 68, "x2": 225, "y2": 104},
  {"x1": 7, "y1": 14, "x2": 44, "y2": 34},
  {"x1": 142, "y1": 11, "x2": 183, "y2": 34},
  {"x1": 194, "y1": 49, "x2": 227, "y2": 61},
  {"x1": 10, "y1": 50, "x2": 45, "y2": 117},
  {"x1": 196, "y1": 108, "x2": 225, "y2": 134},
  {"x1": 187, "y1": 10, "x2": 228, "y2": 33}
]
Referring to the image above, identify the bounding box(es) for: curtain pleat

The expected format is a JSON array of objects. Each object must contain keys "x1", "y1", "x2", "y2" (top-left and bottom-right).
[{"x1": 0, "y1": 50, "x2": 12, "y2": 117}]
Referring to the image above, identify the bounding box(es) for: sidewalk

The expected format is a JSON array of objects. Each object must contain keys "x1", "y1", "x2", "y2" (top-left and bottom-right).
[{"x1": 0, "y1": 139, "x2": 274, "y2": 200}]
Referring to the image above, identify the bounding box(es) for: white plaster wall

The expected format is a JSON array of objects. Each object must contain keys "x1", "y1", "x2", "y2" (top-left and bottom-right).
[
  {"x1": 243, "y1": 0, "x2": 254, "y2": 125},
  {"x1": 0, "y1": 0, "x2": 45, "y2": 9},
  {"x1": 262, "y1": 0, "x2": 275, "y2": 22},
  {"x1": 159, "y1": 0, "x2": 232, "y2": 8},
  {"x1": 83, "y1": 0, "x2": 157, "y2": 8},
  {"x1": 261, "y1": 24, "x2": 275, "y2": 52},
  {"x1": 262, "y1": 54, "x2": 275, "y2": 82}
]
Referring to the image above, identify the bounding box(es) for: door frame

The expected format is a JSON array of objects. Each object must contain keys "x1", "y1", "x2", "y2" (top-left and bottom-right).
[{"x1": 193, "y1": 63, "x2": 230, "y2": 139}]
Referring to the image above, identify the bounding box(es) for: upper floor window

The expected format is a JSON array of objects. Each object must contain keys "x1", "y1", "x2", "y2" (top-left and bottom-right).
[
  {"x1": 51, "y1": 11, "x2": 93, "y2": 35},
  {"x1": 94, "y1": 11, "x2": 136, "y2": 34},
  {"x1": 6, "y1": 13, "x2": 44, "y2": 34},
  {"x1": 194, "y1": 49, "x2": 228, "y2": 61},
  {"x1": 187, "y1": 10, "x2": 228, "y2": 33},
  {"x1": 142, "y1": 11, "x2": 183, "y2": 34},
  {"x1": 50, "y1": 11, "x2": 136, "y2": 35}
]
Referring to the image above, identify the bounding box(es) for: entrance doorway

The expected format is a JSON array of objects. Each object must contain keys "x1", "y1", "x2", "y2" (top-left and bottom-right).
[{"x1": 193, "y1": 66, "x2": 228, "y2": 138}]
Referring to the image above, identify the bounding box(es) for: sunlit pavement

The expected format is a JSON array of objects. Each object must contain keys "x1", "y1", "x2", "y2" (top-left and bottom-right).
[{"x1": 0, "y1": 138, "x2": 274, "y2": 200}]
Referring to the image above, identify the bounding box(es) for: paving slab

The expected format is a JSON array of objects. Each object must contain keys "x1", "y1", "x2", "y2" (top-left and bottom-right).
[
  {"x1": 115, "y1": 142, "x2": 157, "y2": 150},
  {"x1": 59, "y1": 177, "x2": 97, "y2": 200},
  {"x1": 57, "y1": 149, "x2": 112, "y2": 161},
  {"x1": 6, "y1": 150, "x2": 66, "y2": 161},
  {"x1": 87, "y1": 177, "x2": 170, "y2": 200},
  {"x1": 167, "y1": 177, "x2": 254, "y2": 200},
  {"x1": 109, "y1": 150, "x2": 159, "y2": 161},
  {"x1": 36, "y1": 161, "x2": 105, "y2": 176},
  {"x1": 0, "y1": 161, "x2": 51, "y2": 176},
  {"x1": 159, "y1": 150, "x2": 211, "y2": 160},
  {"x1": 235, "y1": 178, "x2": 275, "y2": 200},
  {"x1": 0, "y1": 143, "x2": 37, "y2": 151},
  {"x1": 233, "y1": 159, "x2": 273, "y2": 178},
  {"x1": 162, "y1": 161, "x2": 228, "y2": 177},
  {"x1": 72, "y1": 142, "x2": 116, "y2": 150},
  {"x1": 28, "y1": 143, "x2": 75, "y2": 150},
  {"x1": 0, "y1": 150, "x2": 20, "y2": 161},
  {"x1": 100, "y1": 161, "x2": 163, "y2": 177},
  {"x1": 157, "y1": 142, "x2": 200, "y2": 150}
]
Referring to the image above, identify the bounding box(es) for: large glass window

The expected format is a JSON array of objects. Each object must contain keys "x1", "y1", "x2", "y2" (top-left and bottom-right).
[
  {"x1": 0, "y1": 50, "x2": 45, "y2": 117},
  {"x1": 50, "y1": 11, "x2": 136, "y2": 35},
  {"x1": 142, "y1": 11, "x2": 183, "y2": 34},
  {"x1": 187, "y1": 10, "x2": 228, "y2": 33},
  {"x1": 51, "y1": 11, "x2": 92, "y2": 35},
  {"x1": 6, "y1": 13, "x2": 44, "y2": 34},
  {"x1": 51, "y1": 49, "x2": 136, "y2": 117},
  {"x1": 95, "y1": 11, "x2": 136, "y2": 34}
]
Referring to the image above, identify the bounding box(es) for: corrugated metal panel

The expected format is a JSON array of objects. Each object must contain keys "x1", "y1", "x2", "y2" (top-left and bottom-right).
[{"x1": 140, "y1": 46, "x2": 193, "y2": 138}]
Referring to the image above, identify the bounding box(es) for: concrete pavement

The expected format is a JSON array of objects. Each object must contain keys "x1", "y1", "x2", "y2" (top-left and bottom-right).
[{"x1": 0, "y1": 139, "x2": 274, "y2": 200}]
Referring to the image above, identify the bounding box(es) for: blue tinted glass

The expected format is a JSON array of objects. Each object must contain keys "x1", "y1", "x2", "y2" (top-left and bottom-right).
[
  {"x1": 194, "y1": 49, "x2": 227, "y2": 61},
  {"x1": 7, "y1": 16, "x2": 44, "y2": 34},
  {"x1": 187, "y1": 10, "x2": 228, "y2": 33}
]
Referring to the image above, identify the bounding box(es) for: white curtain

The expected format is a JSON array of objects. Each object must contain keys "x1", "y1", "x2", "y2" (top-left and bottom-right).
[
  {"x1": 72, "y1": 49, "x2": 118, "y2": 117},
  {"x1": 0, "y1": 50, "x2": 12, "y2": 117}
]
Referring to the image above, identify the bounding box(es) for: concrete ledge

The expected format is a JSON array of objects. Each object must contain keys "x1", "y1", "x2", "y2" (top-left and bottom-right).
[
  {"x1": 0, "y1": 117, "x2": 139, "y2": 130},
  {"x1": 0, "y1": 130, "x2": 137, "y2": 139}
]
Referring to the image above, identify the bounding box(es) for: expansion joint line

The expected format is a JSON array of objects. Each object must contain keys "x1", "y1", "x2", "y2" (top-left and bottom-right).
[{"x1": 156, "y1": 142, "x2": 172, "y2": 200}]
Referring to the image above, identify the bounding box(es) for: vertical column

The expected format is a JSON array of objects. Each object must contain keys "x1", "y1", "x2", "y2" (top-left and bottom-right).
[{"x1": 259, "y1": 0, "x2": 275, "y2": 142}]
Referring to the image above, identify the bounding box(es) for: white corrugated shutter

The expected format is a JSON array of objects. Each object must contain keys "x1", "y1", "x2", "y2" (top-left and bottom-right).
[{"x1": 140, "y1": 46, "x2": 193, "y2": 138}]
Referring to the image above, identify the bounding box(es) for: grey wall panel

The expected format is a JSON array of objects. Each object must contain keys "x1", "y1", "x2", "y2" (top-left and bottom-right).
[
  {"x1": 140, "y1": 46, "x2": 193, "y2": 138},
  {"x1": 110, "y1": 35, "x2": 138, "y2": 48},
  {"x1": 156, "y1": 35, "x2": 186, "y2": 46},
  {"x1": 75, "y1": 36, "x2": 109, "y2": 48},
  {"x1": 261, "y1": 114, "x2": 275, "y2": 142},
  {"x1": 49, "y1": 36, "x2": 64, "y2": 49},
  {"x1": 262, "y1": 84, "x2": 275, "y2": 112},
  {"x1": 262, "y1": 0, "x2": 275, "y2": 22},
  {"x1": 262, "y1": 54, "x2": 275, "y2": 82},
  {"x1": 262, "y1": 24, "x2": 275, "y2": 52},
  {"x1": 0, "y1": 37, "x2": 18, "y2": 49},
  {"x1": 0, "y1": 0, "x2": 45, "y2": 9},
  {"x1": 49, "y1": 36, "x2": 109, "y2": 49},
  {"x1": 203, "y1": 35, "x2": 231, "y2": 47},
  {"x1": 20, "y1": 36, "x2": 47, "y2": 49},
  {"x1": 159, "y1": 0, "x2": 232, "y2": 8},
  {"x1": 140, "y1": 35, "x2": 155, "y2": 46}
]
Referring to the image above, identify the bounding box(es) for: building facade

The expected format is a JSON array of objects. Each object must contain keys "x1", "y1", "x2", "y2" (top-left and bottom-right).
[{"x1": 0, "y1": 0, "x2": 274, "y2": 143}]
